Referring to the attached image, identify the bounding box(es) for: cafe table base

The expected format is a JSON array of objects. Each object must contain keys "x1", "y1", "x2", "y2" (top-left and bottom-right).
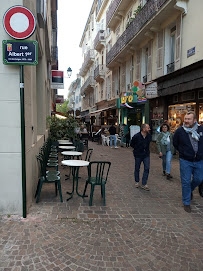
[{"x1": 61, "y1": 160, "x2": 89, "y2": 201}]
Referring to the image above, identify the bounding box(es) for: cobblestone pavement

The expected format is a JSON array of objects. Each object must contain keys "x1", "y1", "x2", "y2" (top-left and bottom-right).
[{"x1": 0, "y1": 141, "x2": 203, "y2": 271}]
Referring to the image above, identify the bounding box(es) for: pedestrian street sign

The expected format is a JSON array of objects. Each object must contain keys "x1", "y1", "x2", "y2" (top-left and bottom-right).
[{"x1": 2, "y1": 40, "x2": 38, "y2": 65}]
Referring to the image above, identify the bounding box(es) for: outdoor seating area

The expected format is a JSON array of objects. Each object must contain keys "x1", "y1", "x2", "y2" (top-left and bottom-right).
[{"x1": 35, "y1": 136, "x2": 111, "y2": 206}]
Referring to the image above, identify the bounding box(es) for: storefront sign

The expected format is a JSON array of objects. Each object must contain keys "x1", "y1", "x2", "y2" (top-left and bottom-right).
[
  {"x1": 2, "y1": 40, "x2": 38, "y2": 65},
  {"x1": 187, "y1": 47, "x2": 195, "y2": 58},
  {"x1": 55, "y1": 95, "x2": 64, "y2": 104},
  {"x1": 145, "y1": 82, "x2": 158, "y2": 99},
  {"x1": 51, "y1": 70, "x2": 64, "y2": 89},
  {"x1": 121, "y1": 94, "x2": 133, "y2": 104}
]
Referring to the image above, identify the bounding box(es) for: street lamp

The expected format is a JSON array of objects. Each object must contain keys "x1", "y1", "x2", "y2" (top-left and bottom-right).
[{"x1": 67, "y1": 67, "x2": 72, "y2": 78}]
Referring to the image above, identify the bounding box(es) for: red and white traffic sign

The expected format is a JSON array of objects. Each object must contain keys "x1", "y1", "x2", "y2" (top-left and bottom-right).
[{"x1": 3, "y1": 6, "x2": 36, "y2": 40}]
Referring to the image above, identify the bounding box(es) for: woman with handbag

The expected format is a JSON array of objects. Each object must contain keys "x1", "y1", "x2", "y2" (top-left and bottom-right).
[{"x1": 156, "y1": 123, "x2": 176, "y2": 180}]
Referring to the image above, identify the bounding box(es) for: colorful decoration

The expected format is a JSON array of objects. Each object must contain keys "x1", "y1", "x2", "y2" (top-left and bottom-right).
[{"x1": 133, "y1": 81, "x2": 147, "y2": 103}]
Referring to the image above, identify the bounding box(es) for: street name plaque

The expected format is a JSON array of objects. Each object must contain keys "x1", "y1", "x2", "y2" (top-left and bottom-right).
[{"x1": 2, "y1": 40, "x2": 38, "y2": 65}]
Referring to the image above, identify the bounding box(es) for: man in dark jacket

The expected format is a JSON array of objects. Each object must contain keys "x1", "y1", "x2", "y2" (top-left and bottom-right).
[
  {"x1": 173, "y1": 112, "x2": 203, "y2": 213},
  {"x1": 109, "y1": 124, "x2": 118, "y2": 148},
  {"x1": 130, "y1": 124, "x2": 152, "y2": 191}
]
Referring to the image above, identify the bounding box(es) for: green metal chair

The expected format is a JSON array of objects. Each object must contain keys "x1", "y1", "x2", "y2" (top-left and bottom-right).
[
  {"x1": 85, "y1": 148, "x2": 93, "y2": 161},
  {"x1": 35, "y1": 154, "x2": 62, "y2": 203},
  {"x1": 83, "y1": 161, "x2": 111, "y2": 206}
]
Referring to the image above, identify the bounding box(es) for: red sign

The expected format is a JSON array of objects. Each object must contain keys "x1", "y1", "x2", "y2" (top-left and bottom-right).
[
  {"x1": 51, "y1": 70, "x2": 64, "y2": 89},
  {"x1": 3, "y1": 6, "x2": 36, "y2": 40}
]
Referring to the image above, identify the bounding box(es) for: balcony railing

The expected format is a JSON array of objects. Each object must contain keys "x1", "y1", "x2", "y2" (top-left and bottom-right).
[
  {"x1": 94, "y1": 30, "x2": 105, "y2": 51},
  {"x1": 94, "y1": 65, "x2": 105, "y2": 81},
  {"x1": 107, "y1": 0, "x2": 169, "y2": 65},
  {"x1": 79, "y1": 50, "x2": 95, "y2": 76},
  {"x1": 106, "y1": 0, "x2": 122, "y2": 28},
  {"x1": 81, "y1": 76, "x2": 95, "y2": 94},
  {"x1": 167, "y1": 62, "x2": 174, "y2": 74},
  {"x1": 143, "y1": 75, "x2": 147, "y2": 83}
]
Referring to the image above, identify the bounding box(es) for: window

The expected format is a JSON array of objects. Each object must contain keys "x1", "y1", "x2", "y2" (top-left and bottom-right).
[
  {"x1": 170, "y1": 26, "x2": 176, "y2": 63},
  {"x1": 101, "y1": 81, "x2": 104, "y2": 99},
  {"x1": 115, "y1": 24, "x2": 120, "y2": 40}
]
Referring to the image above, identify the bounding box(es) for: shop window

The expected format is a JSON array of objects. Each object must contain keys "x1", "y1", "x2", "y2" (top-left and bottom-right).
[
  {"x1": 182, "y1": 91, "x2": 195, "y2": 101},
  {"x1": 198, "y1": 90, "x2": 203, "y2": 99},
  {"x1": 168, "y1": 102, "x2": 196, "y2": 133},
  {"x1": 199, "y1": 104, "x2": 203, "y2": 124}
]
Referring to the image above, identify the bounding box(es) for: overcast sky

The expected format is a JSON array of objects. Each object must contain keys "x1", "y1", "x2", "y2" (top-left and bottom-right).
[{"x1": 57, "y1": 0, "x2": 93, "y2": 98}]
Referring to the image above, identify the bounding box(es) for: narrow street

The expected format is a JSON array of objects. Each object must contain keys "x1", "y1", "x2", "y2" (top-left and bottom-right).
[{"x1": 0, "y1": 142, "x2": 202, "y2": 271}]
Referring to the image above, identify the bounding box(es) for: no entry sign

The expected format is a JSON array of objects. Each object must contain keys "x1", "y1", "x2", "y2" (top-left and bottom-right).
[{"x1": 3, "y1": 6, "x2": 36, "y2": 40}]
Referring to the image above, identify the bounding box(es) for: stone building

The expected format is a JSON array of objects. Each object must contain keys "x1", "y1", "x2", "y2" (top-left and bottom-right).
[
  {"x1": 0, "y1": 0, "x2": 58, "y2": 215},
  {"x1": 79, "y1": 0, "x2": 203, "y2": 140}
]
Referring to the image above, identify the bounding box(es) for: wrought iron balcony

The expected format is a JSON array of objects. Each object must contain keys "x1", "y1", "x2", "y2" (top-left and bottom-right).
[
  {"x1": 106, "y1": 0, "x2": 122, "y2": 28},
  {"x1": 94, "y1": 65, "x2": 105, "y2": 82},
  {"x1": 79, "y1": 50, "x2": 95, "y2": 77},
  {"x1": 94, "y1": 30, "x2": 105, "y2": 51},
  {"x1": 143, "y1": 75, "x2": 147, "y2": 83},
  {"x1": 167, "y1": 62, "x2": 175, "y2": 74},
  {"x1": 51, "y1": 46, "x2": 58, "y2": 62},
  {"x1": 106, "y1": 0, "x2": 169, "y2": 66},
  {"x1": 81, "y1": 76, "x2": 95, "y2": 95}
]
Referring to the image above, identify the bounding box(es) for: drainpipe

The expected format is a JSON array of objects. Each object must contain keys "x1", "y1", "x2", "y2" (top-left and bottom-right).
[{"x1": 20, "y1": 65, "x2": 27, "y2": 218}]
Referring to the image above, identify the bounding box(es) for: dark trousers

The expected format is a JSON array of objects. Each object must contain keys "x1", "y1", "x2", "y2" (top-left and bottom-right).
[{"x1": 134, "y1": 156, "x2": 150, "y2": 185}]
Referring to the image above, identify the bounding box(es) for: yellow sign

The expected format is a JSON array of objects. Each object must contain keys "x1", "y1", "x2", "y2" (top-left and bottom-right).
[{"x1": 121, "y1": 95, "x2": 133, "y2": 104}]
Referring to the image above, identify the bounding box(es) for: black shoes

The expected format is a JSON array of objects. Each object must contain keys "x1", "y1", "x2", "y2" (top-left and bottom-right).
[
  {"x1": 162, "y1": 171, "x2": 166, "y2": 176},
  {"x1": 184, "y1": 205, "x2": 191, "y2": 213},
  {"x1": 166, "y1": 174, "x2": 173, "y2": 180}
]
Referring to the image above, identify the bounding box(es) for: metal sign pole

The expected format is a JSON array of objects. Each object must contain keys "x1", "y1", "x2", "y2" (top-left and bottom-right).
[{"x1": 20, "y1": 65, "x2": 27, "y2": 218}]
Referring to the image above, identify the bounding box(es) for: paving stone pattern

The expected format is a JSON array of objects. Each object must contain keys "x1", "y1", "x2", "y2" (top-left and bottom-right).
[{"x1": 0, "y1": 142, "x2": 203, "y2": 271}]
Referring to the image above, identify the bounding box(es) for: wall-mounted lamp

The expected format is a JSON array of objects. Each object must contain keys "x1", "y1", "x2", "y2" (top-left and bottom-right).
[{"x1": 67, "y1": 67, "x2": 72, "y2": 78}]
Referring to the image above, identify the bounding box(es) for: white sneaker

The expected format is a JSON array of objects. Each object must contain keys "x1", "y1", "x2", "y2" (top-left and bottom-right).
[
  {"x1": 115, "y1": 146, "x2": 118, "y2": 148},
  {"x1": 111, "y1": 147, "x2": 113, "y2": 148},
  {"x1": 140, "y1": 185, "x2": 150, "y2": 191},
  {"x1": 135, "y1": 183, "x2": 139, "y2": 188}
]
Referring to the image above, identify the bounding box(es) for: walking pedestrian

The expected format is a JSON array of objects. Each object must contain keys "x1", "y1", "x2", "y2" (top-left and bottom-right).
[
  {"x1": 156, "y1": 123, "x2": 175, "y2": 179},
  {"x1": 109, "y1": 124, "x2": 118, "y2": 148},
  {"x1": 173, "y1": 112, "x2": 203, "y2": 213},
  {"x1": 130, "y1": 124, "x2": 152, "y2": 191},
  {"x1": 125, "y1": 130, "x2": 130, "y2": 148}
]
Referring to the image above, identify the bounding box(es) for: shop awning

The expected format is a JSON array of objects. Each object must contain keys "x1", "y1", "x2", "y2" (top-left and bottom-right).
[{"x1": 89, "y1": 106, "x2": 116, "y2": 116}]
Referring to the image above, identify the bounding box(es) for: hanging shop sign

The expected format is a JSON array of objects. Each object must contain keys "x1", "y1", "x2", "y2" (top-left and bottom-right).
[
  {"x1": 3, "y1": 6, "x2": 36, "y2": 40},
  {"x1": 132, "y1": 81, "x2": 147, "y2": 102},
  {"x1": 2, "y1": 40, "x2": 38, "y2": 65},
  {"x1": 55, "y1": 95, "x2": 64, "y2": 104},
  {"x1": 51, "y1": 70, "x2": 64, "y2": 89},
  {"x1": 145, "y1": 82, "x2": 158, "y2": 99}
]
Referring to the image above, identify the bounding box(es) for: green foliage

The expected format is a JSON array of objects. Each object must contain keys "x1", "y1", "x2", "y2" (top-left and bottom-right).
[
  {"x1": 47, "y1": 115, "x2": 79, "y2": 141},
  {"x1": 56, "y1": 99, "x2": 69, "y2": 114}
]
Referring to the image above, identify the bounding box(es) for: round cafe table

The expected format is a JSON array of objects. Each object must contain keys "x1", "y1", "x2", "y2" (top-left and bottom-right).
[
  {"x1": 58, "y1": 142, "x2": 73, "y2": 145},
  {"x1": 59, "y1": 146, "x2": 76, "y2": 150},
  {"x1": 61, "y1": 151, "x2": 83, "y2": 180},
  {"x1": 61, "y1": 160, "x2": 89, "y2": 201},
  {"x1": 58, "y1": 140, "x2": 71, "y2": 144}
]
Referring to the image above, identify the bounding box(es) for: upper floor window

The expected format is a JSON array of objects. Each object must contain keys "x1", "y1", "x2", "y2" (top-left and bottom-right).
[
  {"x1": 115, "y1": 24, "x2": 121, "y2": 41},
  {"x1": 170, "y1": 26, "x2": 176, "y2": 64}
]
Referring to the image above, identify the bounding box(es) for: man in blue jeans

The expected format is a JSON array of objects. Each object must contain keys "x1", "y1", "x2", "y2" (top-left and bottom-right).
[
  {"x1": 130, "y1": 124, "x2": 152, "y2": 191},
  {"x1": 109, "y1": 124, "x2": 118, "y2": 148},
  {"x1": 173, "y1": 112, "x2": 203, "y2": 213}
]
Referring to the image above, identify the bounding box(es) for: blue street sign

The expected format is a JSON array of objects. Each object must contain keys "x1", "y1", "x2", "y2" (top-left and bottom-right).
[{"x1": 2, "y1": 40, "x2": 38, "y2": 65}]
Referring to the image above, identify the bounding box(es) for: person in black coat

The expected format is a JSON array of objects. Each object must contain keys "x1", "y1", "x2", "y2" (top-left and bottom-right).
[
  {"x1": 130, "y1": 124, "x2": 152, "y2": 191},
  {"x1": 173, "y1": 112, "x2": 203, "y2": 213}
]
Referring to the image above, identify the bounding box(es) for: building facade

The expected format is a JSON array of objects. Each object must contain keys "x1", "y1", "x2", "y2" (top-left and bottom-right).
[
  {"x1": 68, "y1": 76, "x2": 82, "y2": 118},
  {"x1": 0, "y1": 0, "x2": 58, "y2": 215},
  {"x1": 79, "y1": 0, "x2": 203, "y2": 139}
]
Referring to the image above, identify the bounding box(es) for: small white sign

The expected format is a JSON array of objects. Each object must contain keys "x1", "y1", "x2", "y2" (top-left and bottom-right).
[
  {"x1": 145, "y1": 82, "x2": 158, "y2": 99},
  {"x1": 20, "y1": 83, "x2": 24, "y2": 88}
]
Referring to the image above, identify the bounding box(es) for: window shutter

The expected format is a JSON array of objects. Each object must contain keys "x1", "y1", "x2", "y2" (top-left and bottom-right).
[
  {"x1": 121, "y1": 63, "x2": 126, "y2": 91},
  {"x1": 147, "y1": 41, "x2": 152, "y2": 82},
  {"x1": 175, "y1": 16, "x2": 181, "y2": 70},
  {"x1": 156, "y1": 30, "x2": 164, "y2": 77},
  {"x1": 135, "y1": 50, "x2": 141, "y2": 81}
]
